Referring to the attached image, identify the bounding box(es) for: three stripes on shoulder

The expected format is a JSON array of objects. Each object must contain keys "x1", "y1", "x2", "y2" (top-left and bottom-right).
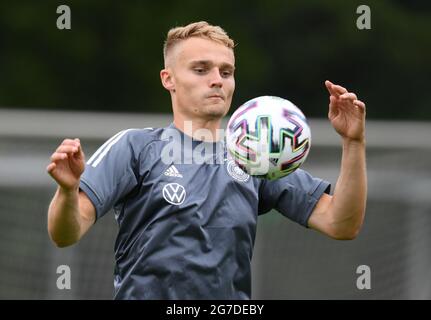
[{"x1": 87, "y1": 128, "x2": 153, "y2": 168}]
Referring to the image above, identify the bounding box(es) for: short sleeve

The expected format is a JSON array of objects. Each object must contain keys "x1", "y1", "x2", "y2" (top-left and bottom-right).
[
  {"x1": 79, "y1": 129, "x2": 141, "y2": 220},
  {"x1": 258, "y1": 169, "x2": 331, "y2": 227}
]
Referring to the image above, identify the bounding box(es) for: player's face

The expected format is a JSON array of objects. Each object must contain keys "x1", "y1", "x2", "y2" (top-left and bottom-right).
[{"x1": 165, "y1": 37, "x2": 235, "y2": 121}]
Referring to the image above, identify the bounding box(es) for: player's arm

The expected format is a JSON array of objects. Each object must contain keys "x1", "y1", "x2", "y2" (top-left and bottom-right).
[
  {"x1": 308, "y1": 81, "x2": 367, "y2": 240},
  {"x1": 46, "y1": 139, "x2": 96, "y2": 247}
]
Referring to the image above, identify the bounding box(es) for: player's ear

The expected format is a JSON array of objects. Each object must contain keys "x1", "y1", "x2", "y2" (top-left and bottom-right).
[{"x1": 160, "y1": 68, "x2": 175, "y2": 92}]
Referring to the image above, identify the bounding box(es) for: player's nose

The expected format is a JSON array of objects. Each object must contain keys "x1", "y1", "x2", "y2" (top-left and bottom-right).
[{"x1": 209, "y1": 68, "x2": 223, "y2": 88}]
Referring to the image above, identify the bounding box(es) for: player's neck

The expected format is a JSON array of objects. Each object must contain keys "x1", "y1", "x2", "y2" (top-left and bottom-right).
[{"x1": 173, "y1": 116, "x2": 223, "y2": 142}]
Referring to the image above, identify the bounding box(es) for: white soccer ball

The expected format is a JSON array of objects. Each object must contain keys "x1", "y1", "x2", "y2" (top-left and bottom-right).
[{"x1": 226, "y1": 96, "x2": 311, "y2": 180}]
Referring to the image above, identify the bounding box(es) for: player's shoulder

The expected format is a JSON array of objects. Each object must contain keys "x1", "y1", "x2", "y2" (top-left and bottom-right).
[
  {"x1": 123, "y1": 126, "x2": 157, "y2": 139},
  {"x1": 259, "y1": 168, "x2": 313, "y2": 189},
  {"x1": 115, "y1": 127, "x2": 165, "y2": 146}
]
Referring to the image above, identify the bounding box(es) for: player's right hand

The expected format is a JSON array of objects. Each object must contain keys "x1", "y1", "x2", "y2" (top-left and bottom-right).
[{"x1": 47, "y1": 138, "x2": 85, "y2": 192}]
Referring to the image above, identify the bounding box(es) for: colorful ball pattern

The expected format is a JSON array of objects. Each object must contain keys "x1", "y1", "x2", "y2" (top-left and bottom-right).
[{"x1": 226, "y1": 96, "x2": 311, "y2": 180}]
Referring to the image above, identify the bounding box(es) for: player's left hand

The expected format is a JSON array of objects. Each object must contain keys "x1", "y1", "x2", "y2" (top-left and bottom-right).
[{"x1": 325, "y1": 80, "x2": 366, "y2": 143}]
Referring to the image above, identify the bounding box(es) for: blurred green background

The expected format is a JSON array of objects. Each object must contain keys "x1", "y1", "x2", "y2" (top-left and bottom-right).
[{"x1": 0, "y1": 0, "x2": 429, "y2": 119}]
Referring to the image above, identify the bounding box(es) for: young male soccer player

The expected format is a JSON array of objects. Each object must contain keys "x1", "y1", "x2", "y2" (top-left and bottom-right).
[{"x1": 47, "y1": 21, "x2": 367, "y2": 299}]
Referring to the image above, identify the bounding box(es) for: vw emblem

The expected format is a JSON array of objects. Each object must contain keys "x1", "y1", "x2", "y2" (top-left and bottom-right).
[
  {"x1": 162, "y1": 183, "x2": 186, "y2": 205},
  {"x1": 226, "y1": 160, "x2": 250, "y2": 182}
]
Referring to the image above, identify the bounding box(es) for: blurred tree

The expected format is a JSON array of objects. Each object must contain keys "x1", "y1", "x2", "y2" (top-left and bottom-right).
[{"x1": 0, "y1": 0, "x2": 429, "y2": 119}]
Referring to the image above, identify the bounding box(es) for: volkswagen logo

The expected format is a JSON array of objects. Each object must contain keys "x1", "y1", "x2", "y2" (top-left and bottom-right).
[{"x1": 162, "y1": 183, "x2": 186, "y2": 205}]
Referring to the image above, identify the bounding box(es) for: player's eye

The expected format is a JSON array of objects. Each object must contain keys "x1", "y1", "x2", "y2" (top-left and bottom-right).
[
  {"x1": 221, "y1": 70, "x2": 233, "y2": 78},
  {"x1": 193, "y1": 68, "x2": 206, "y2": 74}
]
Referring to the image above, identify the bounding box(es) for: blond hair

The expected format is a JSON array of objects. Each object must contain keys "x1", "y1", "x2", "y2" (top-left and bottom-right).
[{"x1": 163, "y1": 21, "x2": 235, "y2": 64}]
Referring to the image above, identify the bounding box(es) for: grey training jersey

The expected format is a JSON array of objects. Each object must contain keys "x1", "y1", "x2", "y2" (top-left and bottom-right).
[{"x1": 79, "y1": 123, "x2": 330, "y2": 299}]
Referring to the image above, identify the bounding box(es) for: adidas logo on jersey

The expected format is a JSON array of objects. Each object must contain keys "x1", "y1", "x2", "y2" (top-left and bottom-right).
[{"x1": 164, "y1": 165, "x2": 183, "y2": 178}]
